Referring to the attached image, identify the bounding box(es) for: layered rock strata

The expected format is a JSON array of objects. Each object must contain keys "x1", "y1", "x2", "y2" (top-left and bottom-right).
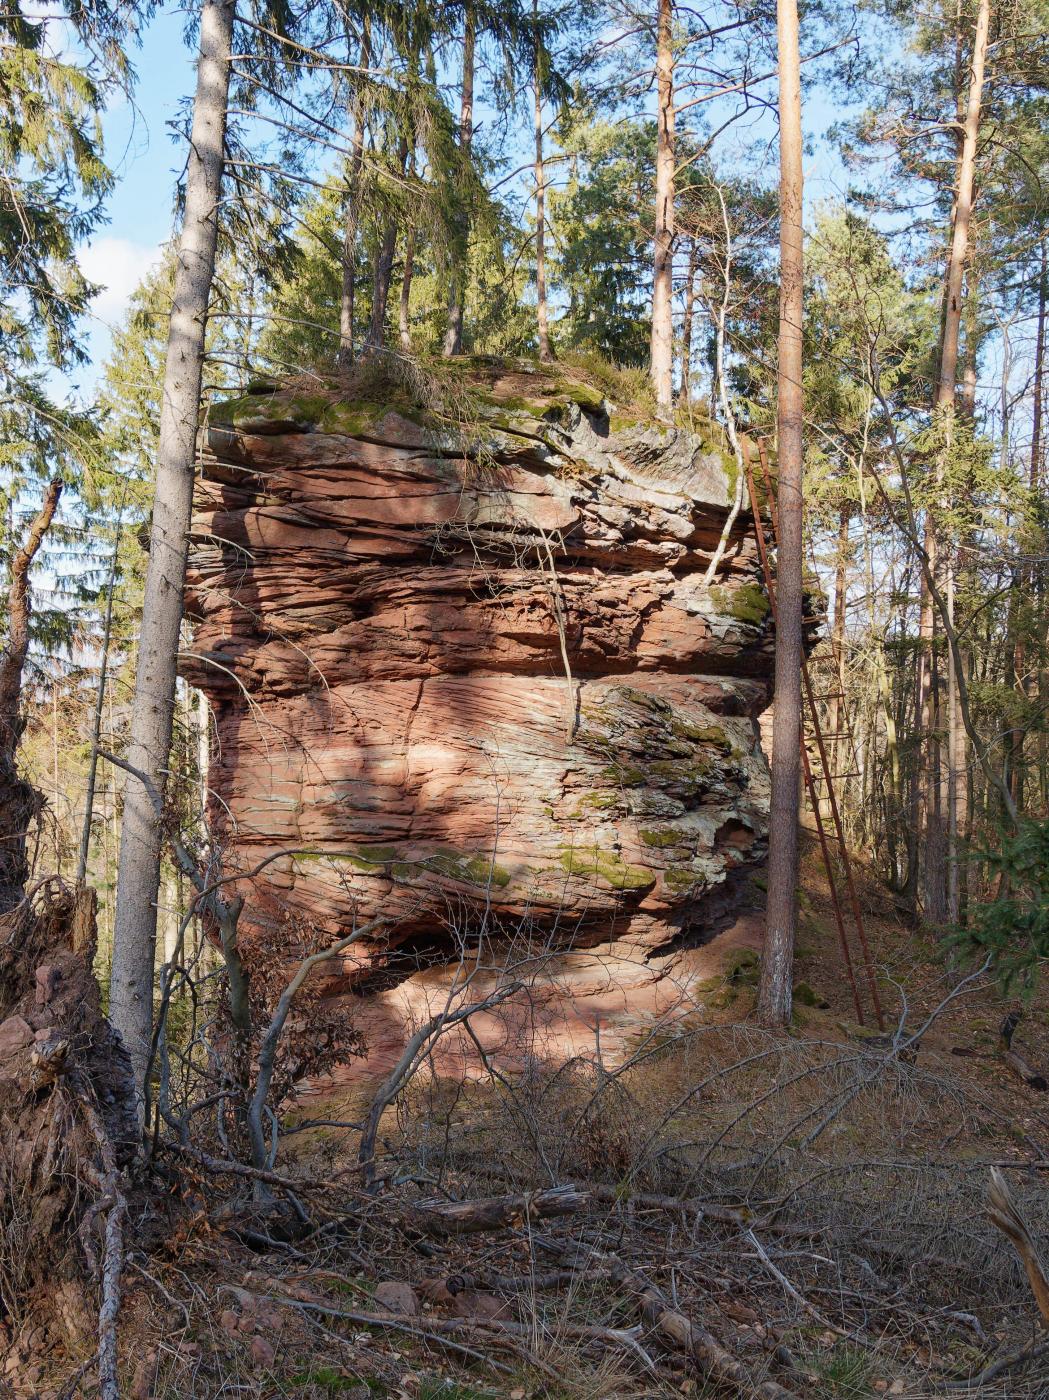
[{"x1": 184, "y1": 362, "x2": 775, "y2": 987}]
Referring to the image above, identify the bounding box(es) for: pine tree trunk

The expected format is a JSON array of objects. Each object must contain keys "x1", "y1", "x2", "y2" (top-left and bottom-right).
[
  {"x1": 679, "y1": 239, "x2": 698, "y2": 404},
  {"x1": 1032, "y1": 246, "x2": 1047, "y2": 808},
  {"x1": 0, "y1": 479, "x2": 61, "y2": 911},
  {"x1": 758, "y1": 0, "x2": 804, "y2": 1029},
  {"x1": 534, "y1": 7, "x2": 552, "y2": 364},
  {"x1": 920, "y1": 0, "x2": 989, "y2": 921},
  {"x1": 110, "y1": 0, "x2": 234, "y2": 1107},
  {"x1": 364, "y1": 134, "x2": 409, "y2": 355},
  {"x1": 399, "y1": 225, "x2": 416, "y2": 352},
  {"x1": 934, "y1": 0, "x2": 989, "y2": 421},
  {"x1": 825, "y1": 504, "x2": 849, "y2": 823},
  {"x1": 650, "y1": 0, "x2": 675, "y2": 414},
  {"x1": 443, "y1": 5, "x2": 475, "y2": 357},
  {"x1": 338, "y1": 18, "x2": 371, "y2": 366},
  {"x1": 363, "y1": 219, "x2": 398, "y2": 353},
  {"x1": 77, "y1": 511, "x2": 123, "y2": 885},
  {"x1": 1033, "y1": 245, "x2": 1047, "y2": 492}
]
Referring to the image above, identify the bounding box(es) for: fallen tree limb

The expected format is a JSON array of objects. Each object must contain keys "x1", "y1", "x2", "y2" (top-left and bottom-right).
[
  {"x1": 943, "y1": 1338, "x2": 1049, "y2": 1390},
  {"x1": 399, "y1": 1184, "x2": 589, "y2": 1237},
  {"x1": 588, "y1": 1181, "x2": 814, "y2": 1237},
  {"x1": 254, "y1": 1294, "x2": 548, "y2": 1380},
  {"x1": 999, "y1": 1013, "x2": 1048, "y2": 1092}
]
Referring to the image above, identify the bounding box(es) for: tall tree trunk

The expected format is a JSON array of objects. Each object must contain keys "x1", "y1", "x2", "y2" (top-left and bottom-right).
[
  {"x1": 650, "y1": 0, "x2": 675, "y2": 414},
  {"x1": 338, "y1": 17, "x2": 371, "y2": 366},
  {"x1": 0, "y1": 479, "x2": 61, "y2": 911},
  {"x1": 363, "y1": 220, "x2": 398, "y2": 353},
  {"x1": 364, "y1": 134, "x2": 409, "y2": 355},
  {"x1": 1032, "y1": 245, "x2": 1047, "y2": 809},
  {"x1": 920, "y1": 0, "x2": 990, "y2": 921},
  {"x1": 934, "y1": 0, "x2": 989, "y2": 422},
  {"x1": 948, "y1": 281, "x2": 979, "y2": 918},
  {"x1": 1033, "y1": 244, "x2": 1047, "y2": 492},
  {"x1": 825, "y1": 503, "x2": 850, "y2": 824},
  {"x1": 399, "y1": 225, "x2": 416, "y2": 352},
  {"x1": 78, "y1": 510, "x2": 123, "y2": 886},
  {"x1": 443, "y1": 4, "x2": 475, "y2": 357},
  {"x1": 110, "y1": 0, "x2": 234, "y2": 1107},
  {"x1": 533, "y1": 3, "x2": 552, "y2": 363},
  {"x1": 679, "y1": 239, "x2": 698, "y2": 404},
  {"x1": 758, "y1": 0, "x2": 804, "y2": 1029}
]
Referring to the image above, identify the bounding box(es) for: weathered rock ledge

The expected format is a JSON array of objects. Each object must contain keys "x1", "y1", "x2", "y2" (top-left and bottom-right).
[{"x1": 184, "y1": 360, "x2": 774, "y2": 987}]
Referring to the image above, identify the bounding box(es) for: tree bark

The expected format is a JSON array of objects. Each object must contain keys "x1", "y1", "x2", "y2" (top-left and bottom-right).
[
  {"x1": 1032, "y1": 245, "x2": 1048, "y2": 808},
  {"x1": 364, "y1": 133, "x2": 410, "y2": 355},
  {"x1": 399, "y1": 225, "x2": 416, "y2": 352},
  {"x1": 650, "y1": 0, "x2": 675, "y2": 414},
  {"x1": 77, "y1": 511, "x2": 123, "y2": 886},
  {"x1": 934, "y1": 0, "x2": 989, "y2": 421},
  {"x1": 443, "y1": 4, "x2": 475, "y2": 357},
  {"x1": 363, "y1": 219, "x2": 398, "y2": 353},
  {"x1": 919, "y1": 0, "x2": 989, "y2": 921},
  {"x1": 338, "y1": 17, "x2": 371, "y2": 367},
  {"x1": 758, "y1": 0, "x2": 804, "y2": 1029},
  {"x1": 826, "y1": 503, "x2": 850, "y2": 823},
  {"x1": 533, "y1": 4, "x2": 552, "y2": 363},
  {"x1": 1033, "y1": 244, "x2": 1047, "y2": 492},
  {"x1": 679, "y1": 238, "x2": 698, "y2": 404},
  {"x1": 0, "y1": 478, "x2": 61, "y2": 911},
  {"x1": 110, "y1": 0, "x2": 234, "y2": 1108}
]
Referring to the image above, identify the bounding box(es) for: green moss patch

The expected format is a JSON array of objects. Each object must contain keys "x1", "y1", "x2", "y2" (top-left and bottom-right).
[
  {"x1": 664, "y1": 867, "x2": 706, "y2": 893},
  {"x1": 559, "y1": 847, "x2": 654, "y2": 892},
  {"x1": 711, "y1": 582, "x2": 771, "y2": 626},
  {"x1": 420, "y1": 850, "x2": 512, "y2": 887},
  {"x1": 725, "y1": 947, "x2": 761, "y2": 986},
  {"x1": 640, "y1": 827, "x2": 682, "y2": 848},
  {"x1": 670, "y1": 718, "x2": 731, "y2": 751}
]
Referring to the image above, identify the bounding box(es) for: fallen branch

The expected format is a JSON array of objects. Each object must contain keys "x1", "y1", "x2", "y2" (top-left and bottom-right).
[
  {"x1": 587, "y1": 1180, "x2": 821, "y2": 1239},
  {"x1": 256, "y1": 1294, "x2": 529, "y2": 1378},
  {"x1": 944, "y1": 1338, "x2": 1049, "y2": 1390},
  {"x1": 400, "y1": 1184, "x2": 589, "y2": 1237},
  {"x1": 999, "y1": 1012, "x2": 1048, "y2": 1092}
]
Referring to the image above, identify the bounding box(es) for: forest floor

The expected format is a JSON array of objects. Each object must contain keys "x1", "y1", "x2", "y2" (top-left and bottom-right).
[{"x1": 24, "y1": 839, "x2": 1049, "y2": 1400}]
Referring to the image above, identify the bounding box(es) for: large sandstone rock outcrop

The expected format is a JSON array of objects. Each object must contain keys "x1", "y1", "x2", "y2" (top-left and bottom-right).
[{"x1": 184, "y1": 361, "x2": 774, "y2": 986}]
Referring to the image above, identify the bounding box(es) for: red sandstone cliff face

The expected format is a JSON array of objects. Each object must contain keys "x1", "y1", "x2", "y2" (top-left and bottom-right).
[{"x1": 184, "y1": 362, "x2": 774, "y2": 985}]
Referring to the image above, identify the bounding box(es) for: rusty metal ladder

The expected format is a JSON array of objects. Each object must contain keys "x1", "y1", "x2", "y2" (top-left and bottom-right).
[{"x1": 744, "y1": 439, "x2": 885, "y2": 1030}]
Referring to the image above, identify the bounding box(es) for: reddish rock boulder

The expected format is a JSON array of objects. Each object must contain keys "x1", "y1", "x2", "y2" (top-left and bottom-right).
[{"x1": 184, "y1": 362, "x2": 774, "y2": 986}]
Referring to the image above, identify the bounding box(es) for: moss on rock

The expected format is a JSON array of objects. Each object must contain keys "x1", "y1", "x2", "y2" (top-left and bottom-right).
[
  {"x1": 558, "y1": 847, "x2": 654, "y2": 891},
  {"x1": 711, "y1": 582, "x2": 771, "y2": 626},
  {"x1": 640, "y1": 827, "x2": 682, "y2": 848}
]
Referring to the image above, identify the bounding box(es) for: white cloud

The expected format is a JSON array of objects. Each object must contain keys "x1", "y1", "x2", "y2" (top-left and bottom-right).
[{"x1": 81, "y1": 237, "x2": 163, "y2": 329}]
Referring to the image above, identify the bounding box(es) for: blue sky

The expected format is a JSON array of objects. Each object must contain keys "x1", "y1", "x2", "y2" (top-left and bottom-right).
[{"x1": 75, "y1": 6, "x2": 193, "y2": 388}]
